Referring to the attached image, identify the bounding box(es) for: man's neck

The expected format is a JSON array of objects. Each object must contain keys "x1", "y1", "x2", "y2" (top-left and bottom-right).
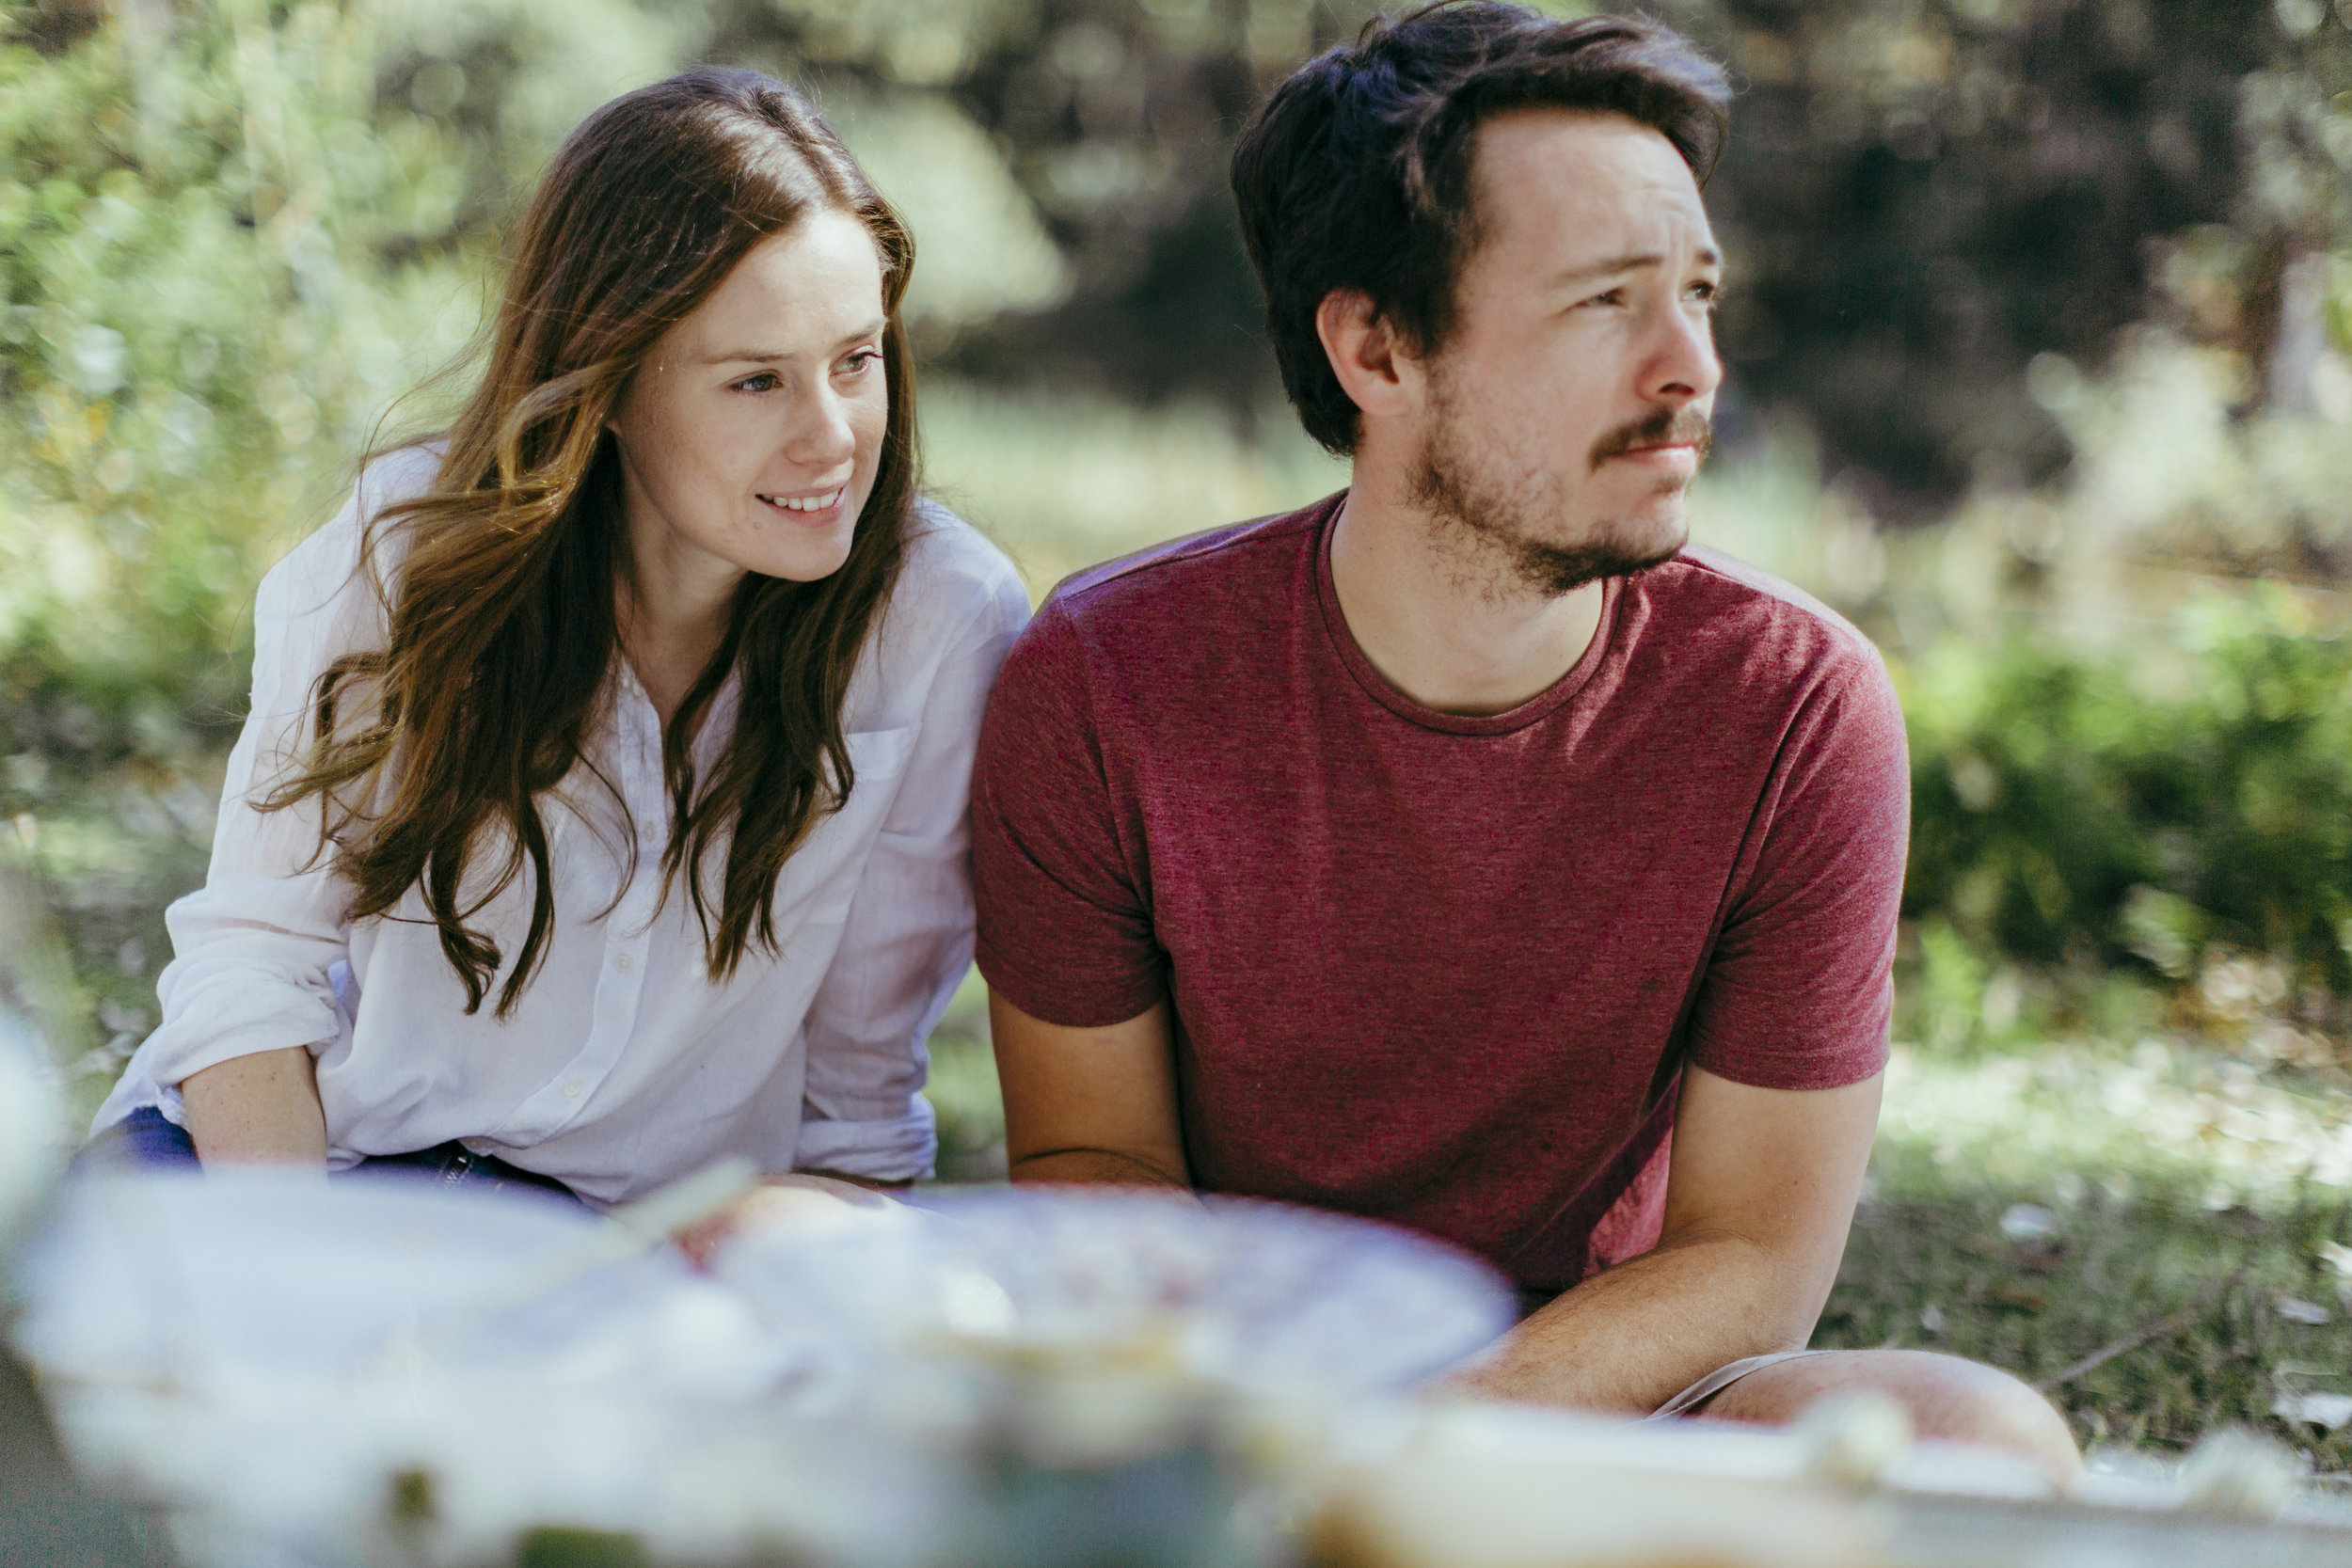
[{"x1": 1327, "y1": 469, "x2": 1606, "y2": 718}]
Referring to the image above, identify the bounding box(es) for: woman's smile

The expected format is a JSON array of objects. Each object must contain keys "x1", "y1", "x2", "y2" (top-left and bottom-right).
[{"x1": 757, "y1": 484, "x2": 848, "y2": 517}]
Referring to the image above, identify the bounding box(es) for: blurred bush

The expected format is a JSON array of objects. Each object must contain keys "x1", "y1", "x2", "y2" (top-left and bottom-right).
[
  {"x1": 1896, "y1": 591, "x2": 2352, "y2": 1050},
  {"x1": 0, "y1": 0, "x2": 501, "y2": 761}
]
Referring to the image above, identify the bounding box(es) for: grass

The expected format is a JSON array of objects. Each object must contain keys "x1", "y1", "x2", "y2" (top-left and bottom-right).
[
  {"x1": 1834, "y1": 1037, "x2": 2352, "y2": 1468},
  {"x1": 1823, "y1": 1159, "x2": 2352, "y2": 1465}
]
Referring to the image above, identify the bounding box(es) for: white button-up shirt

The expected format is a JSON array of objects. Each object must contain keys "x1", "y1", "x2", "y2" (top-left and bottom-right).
[{"x1": 95, "y1": 449, "x2": 1032, "y2": 1204}]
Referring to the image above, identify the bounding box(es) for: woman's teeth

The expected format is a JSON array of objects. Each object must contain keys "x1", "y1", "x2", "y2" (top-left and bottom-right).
[{"x1": 761, "y1": 489, "x2": 841, "y2": 514}]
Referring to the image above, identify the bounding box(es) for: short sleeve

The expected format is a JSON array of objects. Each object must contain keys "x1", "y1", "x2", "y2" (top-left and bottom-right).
[
  {"x1": 970, "y1": 602, "x2": 1165, "y2": 1027},
  {"x1": 1682, "y1": 644, "x2": 1909, "y2": 1090}
]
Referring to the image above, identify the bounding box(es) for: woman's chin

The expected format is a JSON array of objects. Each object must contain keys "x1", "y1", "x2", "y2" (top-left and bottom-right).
[{"x1": 747, "y1": 525, "x2": 857, "y2": 583}]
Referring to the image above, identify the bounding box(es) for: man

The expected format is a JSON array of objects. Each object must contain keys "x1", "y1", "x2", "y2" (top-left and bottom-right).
[{"x1": 970, "y1": 2, "x2": 2078, "y2": 1481}]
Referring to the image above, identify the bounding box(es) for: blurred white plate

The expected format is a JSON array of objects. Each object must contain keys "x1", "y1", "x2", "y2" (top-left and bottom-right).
[
  {"x1": 718, "y1": 1187, "x2": 1514, "y2": 1396},
  {"x1": 15, "y1": 1168, "x2": 761, "y2": 1388}
]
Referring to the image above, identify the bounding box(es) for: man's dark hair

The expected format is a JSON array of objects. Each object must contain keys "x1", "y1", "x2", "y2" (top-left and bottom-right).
[{"x1": 1232, "y1": 4, "x2": 1731, "y2": 455}]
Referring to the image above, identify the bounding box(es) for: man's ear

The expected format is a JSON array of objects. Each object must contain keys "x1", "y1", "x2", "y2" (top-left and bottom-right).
[{"x1": 1315, "y1": 289, "x2": 1421, "y2": 423}]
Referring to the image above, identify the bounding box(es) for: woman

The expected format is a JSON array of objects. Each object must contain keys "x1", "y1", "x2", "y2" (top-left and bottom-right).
[{"x1": 87, "y1": 69, "x2": 1030, "y2": 1209}]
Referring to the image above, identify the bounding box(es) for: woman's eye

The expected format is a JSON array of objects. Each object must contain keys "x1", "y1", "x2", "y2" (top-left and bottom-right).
[
  {"x1": 838, "y1": 348, "x2": 882, "y2": 376},
  {"x1": 733, "y1": 372, "x2": 782, "y2": 393},
  {"x1": 1687, "y1": 280, "x2": 1721, "y2": 307},
  {"x1": 1580, "y1": 289, "x2": 1626, "y2": 310}
]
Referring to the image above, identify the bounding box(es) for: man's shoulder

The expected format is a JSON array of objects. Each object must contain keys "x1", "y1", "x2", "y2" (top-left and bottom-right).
[
  {"x1": 1039, "y1": 494, "x2": 1337, "y2": 635},
  {"x1": 1644, "y1": 543, "x2": 1890, "y2": 682}
]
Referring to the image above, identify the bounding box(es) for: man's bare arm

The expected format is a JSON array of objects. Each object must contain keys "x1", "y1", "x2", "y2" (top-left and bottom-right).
[
  {"x1": 1444, "y1": 1063, "x2": 1882, "y2": 1414},
  {"x1": 179, "y1": 1047, "x2": 329, "y2": 1167},
  {"x1": 988, "y1": 991, "x2": 1190, "y2": 1189}
]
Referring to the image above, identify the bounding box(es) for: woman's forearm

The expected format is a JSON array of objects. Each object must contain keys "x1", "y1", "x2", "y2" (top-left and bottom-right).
[{"x1": 178, "y1": 1047, "x2": 328, "y2": 1166}]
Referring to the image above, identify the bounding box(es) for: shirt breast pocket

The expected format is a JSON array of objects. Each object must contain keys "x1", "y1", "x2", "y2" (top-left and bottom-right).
[{"x1": 782, "y1": 724, "x2": 919, "y2": 926}]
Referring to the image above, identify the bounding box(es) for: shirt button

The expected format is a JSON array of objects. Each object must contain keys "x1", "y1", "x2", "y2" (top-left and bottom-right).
[
  {"x1": 640, "y1": 817, "x2": 660, "y2": 841},
  {"x1": 614, "y1": 952, "x2": 633, "y2": 974},
  {"x1": 563, "y1": 1080, "x2": 584, "y2": 1100}
]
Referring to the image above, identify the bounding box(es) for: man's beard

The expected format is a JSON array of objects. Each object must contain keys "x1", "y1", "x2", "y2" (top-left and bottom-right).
[{"x1": 1409, "y1": 398, "x2": 1712, "y2": 599}]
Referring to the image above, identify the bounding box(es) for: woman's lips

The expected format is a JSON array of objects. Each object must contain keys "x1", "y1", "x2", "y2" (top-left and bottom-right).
[{"x1": 756, "y1": 486, "x2": 847, "y2": 521}]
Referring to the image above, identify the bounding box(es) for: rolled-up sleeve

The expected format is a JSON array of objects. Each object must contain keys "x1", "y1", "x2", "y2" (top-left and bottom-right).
[
  {"x1": 94, "y1": 453, "x2": 428, "y2": 1132},
  {"x1": 791, "y1": 555, "x2": 1030, "y2": 1180}
]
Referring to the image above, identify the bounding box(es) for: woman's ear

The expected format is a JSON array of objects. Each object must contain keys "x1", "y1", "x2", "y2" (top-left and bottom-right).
[
  {"x1": 1315, "y1": 288, "x2": 1422, "y2": 426},
  {"x1": 605, "y1": 364, "x2": 646, "y2": 438}
]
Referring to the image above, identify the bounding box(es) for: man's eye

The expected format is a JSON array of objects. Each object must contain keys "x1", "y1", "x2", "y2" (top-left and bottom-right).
[{"x1": 1581, "y1": 289, "x2": 1626, "y2": 309}]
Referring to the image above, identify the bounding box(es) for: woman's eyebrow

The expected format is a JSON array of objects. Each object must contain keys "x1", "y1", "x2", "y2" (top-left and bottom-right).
[{"x1": 700, "y1": 319, "x2": 889, "y2": 365}]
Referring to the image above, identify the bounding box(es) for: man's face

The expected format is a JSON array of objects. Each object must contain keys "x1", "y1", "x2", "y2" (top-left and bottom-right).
[{"x1": 1409, "y1": 109, "x2": 1722, "y2": 596}]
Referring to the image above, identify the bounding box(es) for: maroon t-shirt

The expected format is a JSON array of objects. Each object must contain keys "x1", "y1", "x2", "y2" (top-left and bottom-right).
[{"x1": 972, "y1": 494, "x2": 1907, "y2": 1291}]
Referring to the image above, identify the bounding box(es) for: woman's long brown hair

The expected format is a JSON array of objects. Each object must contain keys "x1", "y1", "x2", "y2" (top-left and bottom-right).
[{"x1": 262, "y1": 69, "x2": 920, "y2": 1018}]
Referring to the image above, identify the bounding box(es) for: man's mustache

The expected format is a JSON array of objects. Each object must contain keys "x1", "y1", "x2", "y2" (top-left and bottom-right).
[{"x1": 1589, "y1": 407, "x2": 1713, "y2": 471}]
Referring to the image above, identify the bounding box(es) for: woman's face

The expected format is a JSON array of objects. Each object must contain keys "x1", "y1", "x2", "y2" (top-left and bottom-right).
[{"x1": 610, "y1": 208, "x2": 890, "y2": 596}]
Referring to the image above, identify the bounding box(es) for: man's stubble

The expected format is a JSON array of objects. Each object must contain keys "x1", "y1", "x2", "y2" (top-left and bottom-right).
[{"x1": 1408, "y1": 379, "x2": 1712, "y2": 601}]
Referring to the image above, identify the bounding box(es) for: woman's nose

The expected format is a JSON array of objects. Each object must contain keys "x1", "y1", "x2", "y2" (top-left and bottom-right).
[{"x1": 784, "y1": 391, "x2": 856, "y2": 471}]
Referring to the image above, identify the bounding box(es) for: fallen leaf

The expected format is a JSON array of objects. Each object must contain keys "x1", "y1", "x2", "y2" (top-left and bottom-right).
[
  {"x1": 2320, "y1": 1241, "x2": 2352, "y2": 1277},
  {"x1": 2275, "y1": 1297, "x2": 2334, "y2": 1325},
  {"x1": 1999, "y1": 1203, "x2": 2059, "y2": 1241},
  {"x1": 1990, "y1": 1283, "x2": 2046, "y2": 1312}
]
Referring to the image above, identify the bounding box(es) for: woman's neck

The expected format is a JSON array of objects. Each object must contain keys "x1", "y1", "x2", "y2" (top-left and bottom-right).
[
  {"x1": 615, "y1": 477, "x2": 747, "y2": 728},
  {"x1": 619, "y1": 597, "x2": 725, "y2": 731},
  {"x1": 616, "y1": 558, "x2": 738, "y2": 730}
]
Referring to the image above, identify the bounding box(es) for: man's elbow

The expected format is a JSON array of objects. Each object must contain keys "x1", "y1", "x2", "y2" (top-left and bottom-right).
[{"x1": 1656, "y1": 1221, "x2": 1837, "y2": 1351}]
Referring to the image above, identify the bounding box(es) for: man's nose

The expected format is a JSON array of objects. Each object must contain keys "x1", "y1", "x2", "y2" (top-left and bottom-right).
[{"x1": 1643, "y1": 297, "x2": 1723, "y2": 405}]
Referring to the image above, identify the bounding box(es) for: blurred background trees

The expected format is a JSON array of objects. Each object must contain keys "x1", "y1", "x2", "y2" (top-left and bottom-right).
[{"x1": 0, "y1": 0, "x2": 2348, "y2": 1096}]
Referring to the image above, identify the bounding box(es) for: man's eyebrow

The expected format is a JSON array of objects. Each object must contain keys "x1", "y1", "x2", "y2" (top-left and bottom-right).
[
  {"x1": 699, "y1": 319, "x2": 888, "y2": 364},
  {"x1": 1549, "y1": 247, "x2": 1723, "y2": 286}
]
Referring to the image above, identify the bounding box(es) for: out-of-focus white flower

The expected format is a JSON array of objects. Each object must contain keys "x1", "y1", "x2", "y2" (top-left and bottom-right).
[{"x1": 2271, "y1": 1392, "x2": 2352, "y2": 1432}]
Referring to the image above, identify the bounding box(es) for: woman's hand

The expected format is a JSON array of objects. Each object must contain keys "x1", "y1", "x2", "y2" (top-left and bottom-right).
[
  {"x1": 674, "y1": 1170, "x2": 909, "y2": 1269},
  {"x1": 179, "y1": 1048, "x2": 329, "y2": 1168}
]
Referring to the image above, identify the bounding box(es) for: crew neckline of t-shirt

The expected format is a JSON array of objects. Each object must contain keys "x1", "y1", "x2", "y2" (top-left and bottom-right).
[{"x1": 1311, "y1": 490, "x2": 1624, "y2": 736}]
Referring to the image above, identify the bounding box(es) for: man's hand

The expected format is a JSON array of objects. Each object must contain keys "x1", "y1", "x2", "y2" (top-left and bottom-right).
[
  {"x1": 1442, "y1": 1064, "x2": 1882, "y2": 1415},
  {"x1": 988, "y1": 991, "x2": 1192, "y2": 1190},
  {"x1": 179, "y1": 1047, "x2": 329, "y2": 1168}
]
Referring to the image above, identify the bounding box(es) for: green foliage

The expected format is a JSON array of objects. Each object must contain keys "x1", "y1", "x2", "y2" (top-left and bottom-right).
[
  {"x1": 0, "y1": 2, "x2": 488, "y2": 763},
  {"x1": 1901, "y1": 590, "x2": 2352, "y2": 1001}
]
